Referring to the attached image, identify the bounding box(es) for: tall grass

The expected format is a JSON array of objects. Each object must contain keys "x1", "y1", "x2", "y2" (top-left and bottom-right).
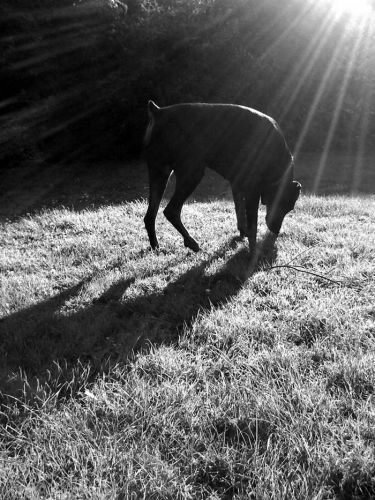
[{"x1": 1, "y1": 194, "x2": 375, "y2": 498}]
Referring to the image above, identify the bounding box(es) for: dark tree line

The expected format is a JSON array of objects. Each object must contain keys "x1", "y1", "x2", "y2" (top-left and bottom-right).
[{"x1": 1, "y1": 0, "x2": 374, "y2": 168}]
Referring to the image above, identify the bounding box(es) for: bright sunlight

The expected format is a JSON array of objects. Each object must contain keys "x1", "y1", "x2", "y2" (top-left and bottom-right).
[{"x1": 319, "y1": 0, "x2": 373, "y2": 18}]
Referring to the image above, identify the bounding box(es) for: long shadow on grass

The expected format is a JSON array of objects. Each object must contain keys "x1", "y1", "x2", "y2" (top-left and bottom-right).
[{"x1": 0, "y1": 237, "x2": 276, "y2": 399}]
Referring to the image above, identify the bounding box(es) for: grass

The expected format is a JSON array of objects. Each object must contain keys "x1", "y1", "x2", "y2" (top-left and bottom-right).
[{"x1": 1, "y1": 164, "x2": 375, "y2": 498}]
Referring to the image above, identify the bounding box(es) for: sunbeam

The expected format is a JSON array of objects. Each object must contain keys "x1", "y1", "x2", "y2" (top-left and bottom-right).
[
  {"x1": 276, "y1": 8, "x2": 340, "y2": 121},
  {"x1": 314, "y1": 16, "x2": 368, "y2": 192},
  {"x1": 2, "y1": 0, "x2": 375, "y2": 194},
  {"x1": 293, "y1": 19, "x2": 349, "y2": 157},
  {"x1": 352, "y1": 20, "x2": 374, "y2": 192}
]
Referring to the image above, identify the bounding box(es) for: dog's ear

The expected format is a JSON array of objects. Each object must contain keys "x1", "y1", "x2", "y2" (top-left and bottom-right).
[
  {"x1": 283, "y1": 180, "x2": 301, "y2": 211},
  {"x1": 263, "y1": 181, "x2": 301, "y2": 209},
  {"x1": 292, "y1": 181, "x2": 302, "y2": 200}
]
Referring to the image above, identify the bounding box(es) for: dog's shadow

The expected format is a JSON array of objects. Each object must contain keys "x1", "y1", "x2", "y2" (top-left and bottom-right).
[{"x1": 0, "y1": 236, "x2": 277, "y2": 399}]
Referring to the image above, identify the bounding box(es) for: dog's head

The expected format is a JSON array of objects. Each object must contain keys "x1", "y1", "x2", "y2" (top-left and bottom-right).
[{"x1": 264, "y1": 180, "x2": 301, "y2": 234}]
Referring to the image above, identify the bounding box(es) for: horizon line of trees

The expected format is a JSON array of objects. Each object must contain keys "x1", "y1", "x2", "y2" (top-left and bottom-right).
[{"x1": 1, "y1": 0, "x2": 374, "y2": 168}]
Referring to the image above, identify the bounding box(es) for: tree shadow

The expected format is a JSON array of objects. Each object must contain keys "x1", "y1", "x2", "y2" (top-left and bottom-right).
[
  {"x1": 0, "y1": 236, "x2": 277, "y2": 401},
  {"x1": 0, "y1": 161, "x2": 149, "y2": 221},
  {"x1": 0, "y1": 161, "x2": 231, "y2": 221},
  {"x1": 2, "y1": 153, "x2": 374, "y2": 221}
]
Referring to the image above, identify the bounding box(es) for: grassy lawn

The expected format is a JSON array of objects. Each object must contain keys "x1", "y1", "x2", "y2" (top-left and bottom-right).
[{"x1": 1, "y1": 159, "x2": 375, "y2": 498}]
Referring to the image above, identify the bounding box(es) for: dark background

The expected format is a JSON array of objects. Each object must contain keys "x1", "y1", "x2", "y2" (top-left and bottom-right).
[{"x1": 1, "y1": 0, "x2": 374, "y2": 173}]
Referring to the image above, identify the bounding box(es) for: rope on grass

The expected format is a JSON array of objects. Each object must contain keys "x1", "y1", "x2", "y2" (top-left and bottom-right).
[
  {"x1": 262, "y1": 247, "x2": 361, "y2": 289},
  {"x1": 264, "y1": 264, "x2": 345, "y2": 286}
]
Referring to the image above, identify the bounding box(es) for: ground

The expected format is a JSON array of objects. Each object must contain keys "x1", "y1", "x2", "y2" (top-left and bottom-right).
[{"x1": 0, "y1": 156, "x2": 375, "y2": 498}]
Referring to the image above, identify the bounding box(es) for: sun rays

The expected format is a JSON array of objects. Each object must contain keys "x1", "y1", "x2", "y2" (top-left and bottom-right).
[
  {"x1": 226, "y1": 0, "x2": 375, "y2": 191},
  {"x1": 300, "y1": 1, "x2": 374, "y2": 192},
  {"x1": 252, "y1": 0, "x2": 375, "y2": 193},
  {"x1": 2, "y1": 0, "x2": 375, "y2": 194}
]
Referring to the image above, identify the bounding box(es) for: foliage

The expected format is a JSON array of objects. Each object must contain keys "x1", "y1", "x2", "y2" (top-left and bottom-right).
[{"x1": 1, "y1": 0, "x2": 375, "y2": 166}]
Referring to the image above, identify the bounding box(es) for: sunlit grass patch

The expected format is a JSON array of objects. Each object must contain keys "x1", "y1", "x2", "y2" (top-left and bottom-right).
[{"x1": 1, "y1": 194, "x2": 375, "y2": 498}]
